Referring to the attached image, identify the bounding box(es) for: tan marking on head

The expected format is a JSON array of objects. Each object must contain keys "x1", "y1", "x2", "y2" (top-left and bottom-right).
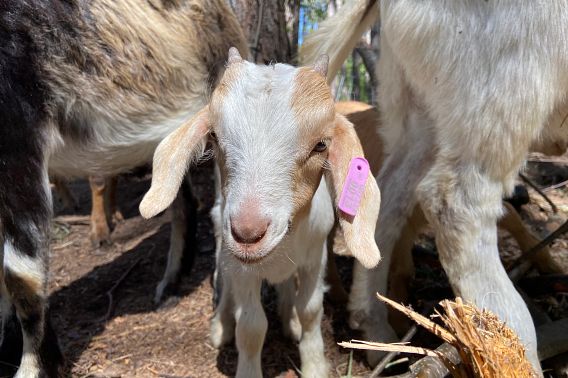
[
  {"x1": 290, "y1": 154, "x2": 327, "y2": 218},
  {"x1": 288, "y1": 67, "x2": 335, "y2": 217}
]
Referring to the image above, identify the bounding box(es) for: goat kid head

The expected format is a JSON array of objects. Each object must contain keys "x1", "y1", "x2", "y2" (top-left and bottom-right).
[{"x1": 140, "y1": 48, "x2": 381, "y2": 269}]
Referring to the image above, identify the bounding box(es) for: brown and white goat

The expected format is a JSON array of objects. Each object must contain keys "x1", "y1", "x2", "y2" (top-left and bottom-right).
[
  {"x1": 0, "y1": 1, "x2": 247, "y2": 376},
  {"x1": 140, "y1": 49, "x2": 381, "y2": 378},
  {"x1": 301, "y1": 0, "x2": 568, "y2": 373}
]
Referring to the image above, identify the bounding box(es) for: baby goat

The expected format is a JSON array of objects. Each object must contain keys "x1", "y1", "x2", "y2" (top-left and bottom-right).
[
  {"x1": 0, "y1": 1, "x2": 247, "y2": 376},
  {"x1": 301, "y1": 0, "x2": 568, "y2": 373},
  {"x1": 140, "y1": 48, "x2": 381, "y2": 378}
]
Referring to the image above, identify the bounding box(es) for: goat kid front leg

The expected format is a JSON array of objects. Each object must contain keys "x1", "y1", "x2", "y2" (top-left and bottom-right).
[
  {"x1": 210, "y1": 251, "x2": 235, "y2": 348},
  {"x1": 295, "y1": 250, "x2": 329, "y2": 378},
  {"x1": 276, "y1": 275, "x2": 301, "y2": 342},
  {"x1": 233, "y1": 275, "x2": 266, "y2": 378}
]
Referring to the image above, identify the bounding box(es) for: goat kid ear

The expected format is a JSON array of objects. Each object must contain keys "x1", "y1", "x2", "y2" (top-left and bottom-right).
[
  {"x1": 140, "y1": 107, "x2": 210, "y2": 219},
  {"x1": 325, "y1": 114, "x2": 381, "y2": 269}
]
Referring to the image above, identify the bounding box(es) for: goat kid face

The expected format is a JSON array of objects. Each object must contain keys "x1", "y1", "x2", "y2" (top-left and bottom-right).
[
  {"x1": 140, "y1": 48, "x2": 381, "y2": 269},
  {"x1": 211, "y1": 59, "x2": 337, "y2": 263}
]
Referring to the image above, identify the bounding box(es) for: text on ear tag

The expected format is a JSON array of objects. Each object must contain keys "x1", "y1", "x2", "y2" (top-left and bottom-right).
[{"x1": 338, "y1": 157, "x2": 370, "y2": 216}]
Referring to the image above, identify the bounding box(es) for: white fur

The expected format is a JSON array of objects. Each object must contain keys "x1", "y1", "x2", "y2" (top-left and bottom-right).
[
  {"x1": 213, "y1": 180, "x2": 333, "y2": 378},
  {"x1": 219, "y1": 62, "x2": 299, "y2": 259},
  {"x1": 49, "y1": 106, "x2": 202, "y2": 178},
  {"x1": 14, "y1": 352, "x2": 40, "y2": 378},
  {"x1": 300, "y1": 1, "x2": 568, "y2": 374},
  {"x1": 208, "y1": 62, "x2": 334, "y2": 377},
  {"x1": 4, "y1": 241, "x2": 45, "y2": 293}
]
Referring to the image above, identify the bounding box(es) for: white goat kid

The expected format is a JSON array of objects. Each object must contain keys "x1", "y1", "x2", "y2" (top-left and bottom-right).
[
  {"x1": 299, "y1": 1, "x2": 568, "y2": 374},
  {"x1": 140, "y1": 48, "x2": 382, "y2": 378}
]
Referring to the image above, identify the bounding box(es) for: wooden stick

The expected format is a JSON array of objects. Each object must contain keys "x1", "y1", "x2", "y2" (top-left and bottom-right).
[
  {"x1": 519, "y1": 173, "x2": 558, "y2": 213},
  {"x1": 509, "y1": 218, "x2": 568, "y2": 282},
  {"x1": 376, "y1": 294, "x2": 457, "y2": 344},
  {"x1": 104, "y1": 256, "x2": 143, "y2": 320}
]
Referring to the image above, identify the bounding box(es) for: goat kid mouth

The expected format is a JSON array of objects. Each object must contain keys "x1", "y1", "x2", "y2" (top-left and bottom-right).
[
  {"x1": 226, "y1": 223, "x2": 290, "y2": 265},
  {"x1": 232, "y1": 252, "x2": 267, "y2": 265},
  {"x1": 227, "y1": 239, "x2": 270, "y2": 264}
]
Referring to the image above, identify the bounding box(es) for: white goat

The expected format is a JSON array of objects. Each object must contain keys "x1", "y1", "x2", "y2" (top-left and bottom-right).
[
  {"x1": 300, "y1": 0, "x2": 568, "y2": 374},
  {"x1": 140, "y1": 48, "x2": 382, "y2": 378}
]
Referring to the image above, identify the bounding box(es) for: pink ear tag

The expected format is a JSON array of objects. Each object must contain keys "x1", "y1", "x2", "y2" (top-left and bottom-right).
[{"x1": 338, "y1": 157, "x2": 370, "y2": 216}]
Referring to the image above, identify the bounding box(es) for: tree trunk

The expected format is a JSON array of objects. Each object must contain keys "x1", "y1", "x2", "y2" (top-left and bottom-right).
[
  {"x1": 286, "y1": 0, "x2": 301, "y2": 63},
  {"x1": 229, "y1": 0, "x2": 292, "y2": 64}
]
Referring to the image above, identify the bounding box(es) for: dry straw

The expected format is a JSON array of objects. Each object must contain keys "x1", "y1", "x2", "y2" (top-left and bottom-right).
[{"x1": 340, "y1": 294, "x2": 537, "y2": 377}]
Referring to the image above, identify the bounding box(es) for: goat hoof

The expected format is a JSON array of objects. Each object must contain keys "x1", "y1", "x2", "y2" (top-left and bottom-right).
[
  {"x1": 90, "y1": 235, "x2": 111, "y2": 248},
  {"x1": 348, "y1": 309, "x2": 367, "y2": 330},
  {"x1": 154, "y1": 279, "x2": 174, "y2": 304},
  {"x1": 89, "y1": 225, "x2": 111, "y2": 247}
]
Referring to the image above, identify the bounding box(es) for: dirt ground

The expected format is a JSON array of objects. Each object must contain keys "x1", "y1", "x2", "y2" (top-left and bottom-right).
[{"x1": 13, "y1": 155, "x2": 568, "y2": 377}]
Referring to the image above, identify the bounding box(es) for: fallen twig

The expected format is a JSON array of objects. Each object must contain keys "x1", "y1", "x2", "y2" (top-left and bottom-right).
[
  {"x1": 339, "y1": 339, "x2": 440, "y2": 357},
  {"x1": 104, "y1": 258, "x2": 141, "y2": 320},
  {"x1": 519, "y1": 173, "x2": 558, "y2": 213},
  {"x1": 54, "y1": 215, "x2": 91, "y2": 225},
  {"x1": 509, "y1": 218, "x2": 568, "y2": 282},
  {"x1": 376, "y1": 294, "x2": 457, "y2": 344},
  {"x1": 543, "y1": 178, "x2": 568, "y2": 192},
  {"x1": 103, "y1": 252, "x2": 146, "y2": 320}
]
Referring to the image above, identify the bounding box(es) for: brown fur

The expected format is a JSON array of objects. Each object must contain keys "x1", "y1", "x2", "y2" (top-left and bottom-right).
[
  {"x1": 289, "y1": 67, "x2": 335, "y2": 218},
  {"x1": 45, "y1": 0, "x2": 248, "y2": 129},
  {"x1": 88, "y1": 175, "x2": 123, "y2": 246},
  {"x1": 89, "y1": 176, "x2": 110, "y2": 245}
]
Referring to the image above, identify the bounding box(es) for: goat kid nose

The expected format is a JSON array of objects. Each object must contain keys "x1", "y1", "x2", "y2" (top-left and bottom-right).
[{"x1": 230, "y1": 212, "x2": 270, "y2": 245}]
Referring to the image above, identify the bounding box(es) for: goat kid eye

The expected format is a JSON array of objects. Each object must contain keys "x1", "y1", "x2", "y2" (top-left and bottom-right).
[{"x1": 312, "y1": 141, "x2": 327, "y2": 153}]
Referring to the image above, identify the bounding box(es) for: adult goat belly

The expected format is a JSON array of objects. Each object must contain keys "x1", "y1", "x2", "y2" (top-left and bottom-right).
[{"x1": 47, "y1": 106, "x2": 203, "y2": 178}]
